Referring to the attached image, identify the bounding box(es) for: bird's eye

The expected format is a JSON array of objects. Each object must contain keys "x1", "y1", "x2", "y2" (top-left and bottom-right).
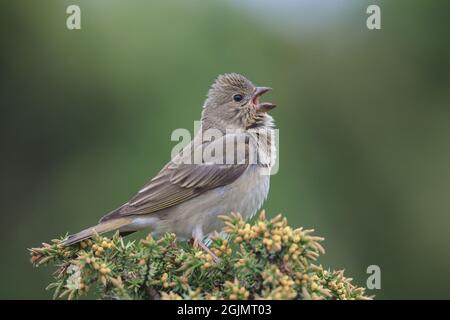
[{"x1": 233, "y1": 94, "x2": 243, "y2": 102}]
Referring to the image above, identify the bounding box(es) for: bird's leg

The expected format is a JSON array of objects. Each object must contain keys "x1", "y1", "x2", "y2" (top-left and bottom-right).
[
  {"x1": 191, "y1": 226, "x2": 220, "y2": 263},
  {"x1": 192, "y1": 238, "x2": 220, "y2": 264}
]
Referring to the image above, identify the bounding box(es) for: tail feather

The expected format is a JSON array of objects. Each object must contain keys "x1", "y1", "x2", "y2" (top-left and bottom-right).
[{"x1": 62, "y1": 218, "x2": 132, "y2": 246}]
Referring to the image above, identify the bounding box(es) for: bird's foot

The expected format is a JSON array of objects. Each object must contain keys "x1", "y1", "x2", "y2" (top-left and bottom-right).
[{"x1": 192, "y1": 238, "x2": 220, "y2": 264}]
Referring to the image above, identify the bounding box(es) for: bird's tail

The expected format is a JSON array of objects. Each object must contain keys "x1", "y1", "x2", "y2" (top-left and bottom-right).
[{"x1": 62, "y1": 218, "x2": 132, "y2": 246}]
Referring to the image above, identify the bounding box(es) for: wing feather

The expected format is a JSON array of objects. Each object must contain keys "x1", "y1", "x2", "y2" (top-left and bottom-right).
[{"x1": 99, "y1": 134, "x2": 251, "y2": 221}]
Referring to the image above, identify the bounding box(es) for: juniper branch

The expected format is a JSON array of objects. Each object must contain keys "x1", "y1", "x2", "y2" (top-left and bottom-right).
[{"x1": 30, "y1": 211, "x2": 371, "y2": 300}]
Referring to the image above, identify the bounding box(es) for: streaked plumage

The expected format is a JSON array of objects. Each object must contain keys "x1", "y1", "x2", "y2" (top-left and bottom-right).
[{"x1": 63, "y1": 73, "x2": 277, "y2": 247}]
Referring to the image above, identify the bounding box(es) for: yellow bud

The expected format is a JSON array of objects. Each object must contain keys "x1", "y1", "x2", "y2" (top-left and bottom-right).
[
  {"x1": 259, "y1": 210, "x2": 266, "y2": 221},
  {"x1": 272, "y1": 229, "x2": 281, "y2": 236},
  {"x1": 289, "y1": 244, "x2": 298, "y2": 254},
  {"x1": 273, "y1": 243, "x2": 282, "y2": 252},
  {"x1": 100, "y1": 267, "x2": 109, "y2": 275}
]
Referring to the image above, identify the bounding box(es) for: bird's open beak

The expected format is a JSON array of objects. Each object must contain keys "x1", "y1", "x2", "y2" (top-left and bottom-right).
[{"x1": 252, "y1": 87, "x2": 276, "y2": 113}]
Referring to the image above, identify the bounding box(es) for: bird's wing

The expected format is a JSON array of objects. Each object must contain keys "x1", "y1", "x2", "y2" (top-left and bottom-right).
[{"x1": 99, "y1": 134, "x2": 251, "y2": 221}]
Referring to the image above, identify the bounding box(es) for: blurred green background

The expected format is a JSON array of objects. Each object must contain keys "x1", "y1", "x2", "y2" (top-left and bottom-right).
[{"x1": 1, "y1": 0, "x2": 449, "y2": 299}]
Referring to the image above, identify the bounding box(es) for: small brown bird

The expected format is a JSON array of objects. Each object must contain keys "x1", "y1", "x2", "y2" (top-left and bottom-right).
[{"x1": 63, "y1": 73, "x2": 277, "y2": 258}]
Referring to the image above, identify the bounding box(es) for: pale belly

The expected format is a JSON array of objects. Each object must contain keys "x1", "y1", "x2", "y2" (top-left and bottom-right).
[{"x1": 126, "y1": 165, "x2": 270, "y2": 239}]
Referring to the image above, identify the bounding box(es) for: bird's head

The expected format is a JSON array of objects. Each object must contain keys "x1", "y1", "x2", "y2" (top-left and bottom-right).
[{"x1": 201, "y1": 73, "x2": 276, "y2": 132}]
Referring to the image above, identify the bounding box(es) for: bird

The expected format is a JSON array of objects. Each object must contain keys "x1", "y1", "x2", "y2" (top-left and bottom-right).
[{"x1": 62, "y1": 73, "x2": 277, "y2": 259}]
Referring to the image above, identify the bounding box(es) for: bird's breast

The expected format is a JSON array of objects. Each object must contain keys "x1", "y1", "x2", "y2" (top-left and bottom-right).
[{"x1": 218, "y1": 165, "x2": 270, "y2": 219}]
